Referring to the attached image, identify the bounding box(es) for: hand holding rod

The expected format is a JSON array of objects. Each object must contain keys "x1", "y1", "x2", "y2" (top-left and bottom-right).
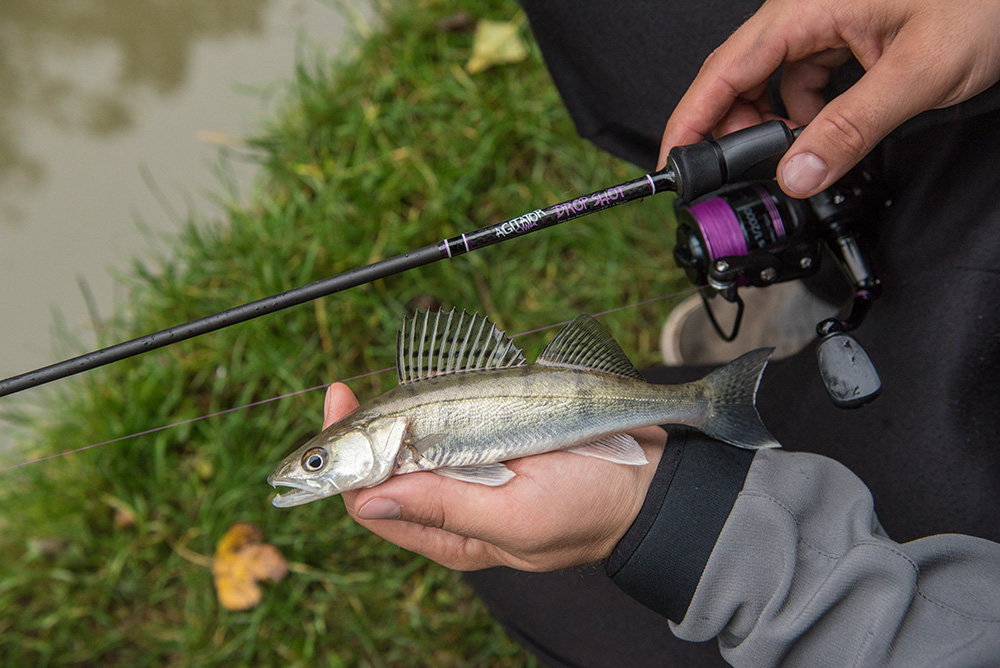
[{"x1": 0, "y1": 121, "x2": 801, "y2": 398}]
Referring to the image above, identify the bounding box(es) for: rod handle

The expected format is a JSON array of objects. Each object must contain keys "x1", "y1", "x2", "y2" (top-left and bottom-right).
[{"x1": 666, "y1": 120, "x2": 801, "y2": 201}]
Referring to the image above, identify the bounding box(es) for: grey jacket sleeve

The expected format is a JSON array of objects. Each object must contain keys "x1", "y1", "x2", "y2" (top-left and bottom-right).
[{"x1": 608, "y1": 433, "x2": 1000, "y2": 667}]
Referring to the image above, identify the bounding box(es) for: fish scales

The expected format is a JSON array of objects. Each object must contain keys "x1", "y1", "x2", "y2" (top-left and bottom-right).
[
  {"x1": 268, "y1": 310, "x2": 779, "y2": 507},
  {"x1": 376, "y1": 366, "x2": 708, "y2": 469}
]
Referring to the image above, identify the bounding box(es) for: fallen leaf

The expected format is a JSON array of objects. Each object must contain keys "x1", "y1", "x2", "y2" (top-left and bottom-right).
[
  {"x1": 102, "y1": 495, "x2": 136, "y2": 529},
  {"x1": 466, "y1": 17, "x2": 529, "y2": 74},
  {"x1": 212, "y1": 523, "x2": 288, "y2": 611}
]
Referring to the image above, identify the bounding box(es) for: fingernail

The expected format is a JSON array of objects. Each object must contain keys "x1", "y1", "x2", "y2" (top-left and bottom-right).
[
  {"x1": 781, "y1": 152, "x2": 828, "y2": 195},
  {"x1": 358, "y1": 498, "x2": 401, "y2": 520}
]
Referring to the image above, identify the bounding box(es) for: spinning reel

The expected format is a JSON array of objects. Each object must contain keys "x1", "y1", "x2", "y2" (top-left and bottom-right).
[{"x1": 672, "y1": 167, "x2": 885, "y2": 408}]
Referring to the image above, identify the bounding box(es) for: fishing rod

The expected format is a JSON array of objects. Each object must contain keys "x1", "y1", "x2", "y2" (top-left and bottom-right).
[{"x1": 0, "y1": 120, "x2": 801, "y2": 398}]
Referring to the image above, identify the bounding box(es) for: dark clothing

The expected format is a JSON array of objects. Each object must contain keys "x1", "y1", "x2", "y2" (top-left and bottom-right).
[
  {"x1": 466, "y1": 1, "x2": 1000, "y2": 666},
  {"x1": 516, "y1": 0, "x2": 763, "y2": 171},
  {"x1": 757, "y1": 111, "x2": 1000, "y2": 546}
]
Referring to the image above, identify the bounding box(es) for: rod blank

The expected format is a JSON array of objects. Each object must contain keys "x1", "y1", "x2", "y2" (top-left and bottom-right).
[{"x1": 0, "y1": 169, "x2": 675, "y2": 398}]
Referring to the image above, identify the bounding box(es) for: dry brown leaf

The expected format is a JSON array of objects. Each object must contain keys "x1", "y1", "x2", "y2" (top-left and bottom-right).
[
  {"x1": 465, "y1": 18, "x2": 529, "y2": 74},
  {"x1": 102, "y1": 495, "x2": 136, "y2": 529},
  {"x1": 212, "y1": 523, "x2": 288, "y2": 611}
]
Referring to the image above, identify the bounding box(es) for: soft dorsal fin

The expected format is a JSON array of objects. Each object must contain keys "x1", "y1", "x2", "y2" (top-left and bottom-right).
[
  {"x1": 535, "y1": 314, "x2": 644, "y2": 380},
  {"x1": 397, "y1": 309, "x2": 526, "y2": 384}
]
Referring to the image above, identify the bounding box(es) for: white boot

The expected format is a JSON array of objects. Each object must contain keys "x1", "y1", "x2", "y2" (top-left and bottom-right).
[{"x1": 660, "y1": 281, "x2": 839, "y2": 365}]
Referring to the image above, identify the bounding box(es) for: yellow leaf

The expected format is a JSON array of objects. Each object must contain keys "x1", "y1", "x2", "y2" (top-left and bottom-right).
[
  {"x1": 466, "y1": 17, "x2": 529, "y2": 74},
  {"x1": 212, "y1": 523, "x2": 288, "y2": 611}
]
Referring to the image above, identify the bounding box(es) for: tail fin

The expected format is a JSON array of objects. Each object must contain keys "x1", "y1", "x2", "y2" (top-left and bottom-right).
[{"x1": 699, "y1": 348, "x2": 780, "y2": 450}]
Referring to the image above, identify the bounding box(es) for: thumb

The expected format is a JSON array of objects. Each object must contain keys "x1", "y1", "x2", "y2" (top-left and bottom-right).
[
  {"x1": 777, "y1": 45, "x2": 937, "y2": 197},
  {"x1": 322, "y1": 382, "x2": 360, "y2": 428},
  {"x1": 777, "y1": 96, "x2": 890, "y2": 197},
  {"x1": 351, "y1": 472, "x2": 478, "y2": 530},
  {"x1": 345, "y1": 474, "x2": 509, "y2": 571}
]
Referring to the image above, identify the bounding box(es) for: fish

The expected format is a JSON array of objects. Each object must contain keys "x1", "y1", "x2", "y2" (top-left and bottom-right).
[{"x1": 268, "y1": 309, "x2": 779, "y2": 507}]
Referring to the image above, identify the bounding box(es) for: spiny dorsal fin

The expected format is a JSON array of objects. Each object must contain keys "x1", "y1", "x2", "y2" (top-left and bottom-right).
[
  {"x1": 396, "y1": 309, "x2": 526, "y2": 384},
  {"x1": 535, "y1": 314, "x2": 644, "y2": 380}
]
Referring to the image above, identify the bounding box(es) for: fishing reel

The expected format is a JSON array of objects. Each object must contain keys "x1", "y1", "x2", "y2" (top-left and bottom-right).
[{"x1": 672, "y1": 167, "x2": 885, "y2": 408}]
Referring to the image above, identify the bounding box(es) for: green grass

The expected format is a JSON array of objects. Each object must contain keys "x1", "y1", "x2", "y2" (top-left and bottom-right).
[{"x1": 0, "y1": 0, "x2": 688, "y2": 665}]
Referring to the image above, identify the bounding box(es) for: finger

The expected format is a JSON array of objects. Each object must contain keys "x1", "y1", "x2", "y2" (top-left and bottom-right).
[
  {"x1": 350, "y1": 471, "x2": 496, "y2": 535},
  {"x1": 658, "y1": 15, "x2": 791, "y2": 166},
  {"x1": 342, "y1": 478, "x2": 506, "y2": 570},
  {"x1": 346, "y1": 457, "x2": 577, "y2": 558},
  {"x1": 322, "y1": 382, "x2": 360, "y2": 428},
  {"x1": 777, "y1": 38, "x2": 944, "y2": 196},
  {"x1": 345, "y1": 467, "x2": 602, "y2": 573},
  {"x1": 352, "y1": 513, "x2": 502, "y2": 571},
  {"x1": 659, "y1": 73, "x2": 766, "y2": 167},
  {"x1": 711, "y1": 96, "x2": 780, "y2": 139},
  {"x1": 779, "y1": 49, "x2": 850, "y2": 124}
]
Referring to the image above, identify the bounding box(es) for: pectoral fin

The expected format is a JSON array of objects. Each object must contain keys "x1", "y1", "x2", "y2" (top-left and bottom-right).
[
  {"x1": 566, "y1": 433, "x2": 648, "y2": 465},
  {"x1": 433, "y1": 463, "x2": 515, "y2": 486},
  {"x1": 410, "y1": 433, "x2": 446, "y2": 455}
]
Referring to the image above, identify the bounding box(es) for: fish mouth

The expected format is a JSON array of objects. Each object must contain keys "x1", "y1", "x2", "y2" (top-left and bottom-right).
[{"x1": 267, "y1": 474, "x2": 338, "y2": 508}]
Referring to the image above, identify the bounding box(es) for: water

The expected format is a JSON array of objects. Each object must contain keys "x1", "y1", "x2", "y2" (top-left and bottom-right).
[{"x1": 0, "y1": 0, "x2": 370, "y2": 447}]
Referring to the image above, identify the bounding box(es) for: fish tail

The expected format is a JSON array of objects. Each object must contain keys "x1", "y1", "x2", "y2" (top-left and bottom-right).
[{"x1": 698, "y1": 348, "x2": 780, "y2": 450}]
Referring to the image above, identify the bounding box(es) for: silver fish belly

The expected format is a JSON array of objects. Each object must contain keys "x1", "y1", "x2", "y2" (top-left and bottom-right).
[{"x1": 268, "y1": 309, "x2": 779, "y2": 507}]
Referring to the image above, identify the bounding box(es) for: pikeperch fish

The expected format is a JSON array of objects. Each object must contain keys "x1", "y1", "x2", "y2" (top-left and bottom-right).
[{"x1": 268, "y1": 309, "x2": 779, "y2": 507}]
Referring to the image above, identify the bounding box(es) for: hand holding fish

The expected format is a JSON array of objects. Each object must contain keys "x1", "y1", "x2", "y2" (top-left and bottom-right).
[
  {"x1": 327, "y1": 382, "x2": 666, "y2": 572},
  {"x1": 269, "y1": 310, "x2": 778, "y2": 569}
]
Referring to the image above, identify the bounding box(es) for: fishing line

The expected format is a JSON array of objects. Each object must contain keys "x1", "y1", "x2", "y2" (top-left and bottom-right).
[
  {"x1": 513, "y1": 289, "x2": 699, "y2": 338},
  {"x1": 0, "y1": 367, "x2": 391, "y2": 474},
  {"x1": 0, "y1": 289, "x2": 698, "y2": 473}
]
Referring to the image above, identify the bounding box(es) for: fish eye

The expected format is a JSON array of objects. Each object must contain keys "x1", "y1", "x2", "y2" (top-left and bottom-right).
[{"x1": 301, "y1": 448, "x2": 327, "y2": 472}]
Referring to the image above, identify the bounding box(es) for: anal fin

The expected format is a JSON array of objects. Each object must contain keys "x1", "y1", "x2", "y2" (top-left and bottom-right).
[
  {"x1": 433, "y1": 463, "x2": 515, "y2": 486},
  {"x1": 566, "y1": 433, "x2": 648, "y2": 465}
]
